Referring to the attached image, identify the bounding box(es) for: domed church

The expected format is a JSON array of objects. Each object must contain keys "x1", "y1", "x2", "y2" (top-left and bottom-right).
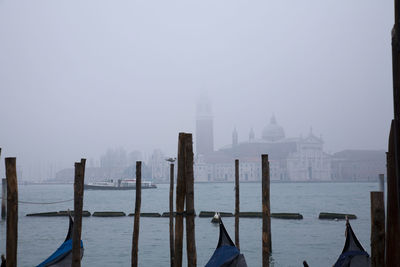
[{"x1": 194, "y1": 99, "x2": 331, "y2": 182}]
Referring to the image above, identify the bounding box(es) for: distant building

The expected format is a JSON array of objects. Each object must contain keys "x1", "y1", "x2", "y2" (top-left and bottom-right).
[
  {"x1": 193, "y1": 97, "x2": 331, "y2": 182},
  {"x1": 331, "y1": 150, "x2": 386, "y2": 181}
]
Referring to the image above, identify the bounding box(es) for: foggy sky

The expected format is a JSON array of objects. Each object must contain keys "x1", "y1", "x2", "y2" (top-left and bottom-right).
[{"x1": 0, "y1": 0, "x2": 394, "y2": 179}]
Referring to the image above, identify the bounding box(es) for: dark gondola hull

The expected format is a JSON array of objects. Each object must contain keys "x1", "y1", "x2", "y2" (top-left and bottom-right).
[
  {"x1": 333, "y1": 220, "x2": 370, "y2": 267},
  {"x1": 205, "y1": 218, "x2": 247, "y2": 267},
  {"x1": 37, "y1": 215, "x2": 84, "y2": 267}
]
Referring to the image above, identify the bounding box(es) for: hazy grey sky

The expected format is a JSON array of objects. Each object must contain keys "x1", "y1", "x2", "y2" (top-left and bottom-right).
[{"x1": 0, "y1": 0, "x2": 394, "y2": 178}]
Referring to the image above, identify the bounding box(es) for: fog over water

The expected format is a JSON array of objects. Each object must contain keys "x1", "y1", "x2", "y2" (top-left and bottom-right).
[{"x1": 0, "y1": 0, "x2": 394, "y2": 179}]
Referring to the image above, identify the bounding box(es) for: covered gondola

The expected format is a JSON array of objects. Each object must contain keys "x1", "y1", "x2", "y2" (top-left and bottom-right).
[
  {"x1": 333, "y1": 219, "x2": 370, "y2": 267},
  {"x1": 205, "y1": 218, "x2": 247, "y2": 267},
  {"x1": 36, "y1": 215, "x2": 84, "y2": 267}
]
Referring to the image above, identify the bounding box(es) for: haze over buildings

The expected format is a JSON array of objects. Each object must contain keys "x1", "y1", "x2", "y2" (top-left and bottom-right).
[
  {"x1": 52, "y1": 97, "x2": 385, "y2": 183},
  {"x1": 0, "y1": 0, "x2": 394, "y2": 180}
]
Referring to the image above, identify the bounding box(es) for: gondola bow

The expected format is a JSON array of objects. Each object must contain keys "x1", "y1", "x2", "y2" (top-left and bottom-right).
[
  {"x1": 205, "y1": 218, "x2": 247, "y2": 267},
  {"x1": 333, "y1": 220, "x2": 370, "y2": 267},
  {"x1": 36, "y1": 215, "x2": 84, "y2": 267}
]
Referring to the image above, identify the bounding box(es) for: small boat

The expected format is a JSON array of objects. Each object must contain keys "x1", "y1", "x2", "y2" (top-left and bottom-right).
[
  {"x1": 205, "y1": 218, "x2": 247, "y2": 267},
  {"x1": 36, "y1": 215, "x2": 83, "y2": 267},
  {"x1": 84, "y1": 179, "x2": 157, "y2": 190},
  {"x1": 333, "y1": 218, "x2": 370, "y2": 267}
]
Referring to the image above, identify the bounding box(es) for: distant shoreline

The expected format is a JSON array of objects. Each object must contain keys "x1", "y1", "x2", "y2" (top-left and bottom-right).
[{"x1": 20, "y1": 180, "x2": 380, "y2": 186}]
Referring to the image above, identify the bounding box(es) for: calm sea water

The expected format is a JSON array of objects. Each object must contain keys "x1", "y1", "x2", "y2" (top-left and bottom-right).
[{"x1": 0, "y1": 182, "x2": 379, "y2": 266}]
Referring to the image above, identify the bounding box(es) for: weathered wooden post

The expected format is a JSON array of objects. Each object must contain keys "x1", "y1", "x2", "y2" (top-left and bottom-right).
[
  {"x1": 184, "y1": 133, "x2": 196, "y2": 267},
  {"x1": 131, "y1": 161, "x2": 142, "y2": 267},
  {"x1": 235, "y1": 159, "x2": 240, "y2": 250},
  {"x1": 0, "y1": 148, "x2": 4, "y2": 221},
  {"x1": 2, "y1": 178, "x2": 6, "y2": 220},
  {"x1": 386, "y1": 0, "x2": 400, "y2": 264},
  {"x1": 169, "y1": 161, "x2": 175, "y2": 267},
  {"x1": 175, "y1": 133, "x2": 186, "y2": 267},
  {"x1": 370, "y1": 191, "x2": 385, "y2": 267},
  {"x1": 261, "y1": 154, "x2": 271, "y2": 267},
  {"x1": 386, "y1": 124, "x2": 400, "y2": 266},
  {"x1": 72, "y1": 158, "x2": 86, "y2": 267},
  {"x1": 5, "y1": 157, "x2": 18, "y2": 267}
]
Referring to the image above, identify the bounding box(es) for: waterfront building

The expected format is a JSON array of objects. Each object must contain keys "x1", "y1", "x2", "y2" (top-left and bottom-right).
[
  {"x1": 193, "y1": 97, "x2": 331, "y2": 181},
  {"x1": 331, "y1": 150, "x2": 386, "y2": 181}
]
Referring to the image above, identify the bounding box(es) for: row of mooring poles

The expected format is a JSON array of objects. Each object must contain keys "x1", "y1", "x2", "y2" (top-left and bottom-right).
[
  {"x1": 0, "y1": 155, "x2": 87, "y2": 267},
  {"x1": 130, "y1": 133, "x2": 196, "y2": 267},
  {"x1": 234, "y1": 155, "x2": 271, "y2": 267}
]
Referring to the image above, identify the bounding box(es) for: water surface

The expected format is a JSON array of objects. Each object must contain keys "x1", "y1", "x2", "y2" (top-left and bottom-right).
[{"x1": 0, "y1": 182, "x2": 378, "y2": 266}]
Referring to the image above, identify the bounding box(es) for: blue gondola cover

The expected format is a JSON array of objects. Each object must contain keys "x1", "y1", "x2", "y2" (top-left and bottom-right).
[
  {"x1": 205, "y1": 218, "x2": 247, "y2": 267},
  {"x1": 36, "y1": 215, "x2": 84, "y2": 267},
  {"x1": 333, "y1": 220, "x2": 370, "y2": 267}
]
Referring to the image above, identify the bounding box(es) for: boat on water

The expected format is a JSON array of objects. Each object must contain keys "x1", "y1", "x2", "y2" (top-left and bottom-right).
[
  {"x1": 333, "y1": 218, "x2": 370, "y2": 267},
  {"x1": 36, "y1": 214, "x2": 83, "y2": 267},
  {"x1": 205, "y1": 218, "x2": 247, "y2": 267},
  {"x1": 84, "y1": 179, "x2": 157, "y2": 190}
]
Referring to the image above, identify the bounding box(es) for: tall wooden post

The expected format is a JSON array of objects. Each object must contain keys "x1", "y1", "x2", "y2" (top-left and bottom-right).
[
  {"x1": 5, "y1": 157, "x2": 18, "y2": 267},
  {"x1": 2, "y1": 178, "x2": 6, "y2": 220},
  {"x1": 169, "y1": 162, "x2": 175, "y2": 267},
  {"x1": 131, "y1": 161, "x2": 142, "y2": 267},
  {"x1": 72, "y1": 159, "x2": 86, "y2": 267},
  {"x1": 235, "y1": 159, "x2": 240, "y2": 250},
  {"x1": 392, "y1": 0, "x2": 400, "y2": 200},
  {"x1": 386, "y1": 123, "x2": 400, "y2": 266},
  {"x1": 261, "y1": 154, "x2": 271, "y2": 267},
  {"x1": 386, "y1": 1, "x2": 400, "y2": 264},
  {"x1": 0, "y1": 148, "x2": 4, "y2": 220},
  {"x1": 370, "y1": 191, "x2": 385, "y2": 267},
  {"x1": 184, "y1": 133, "x2": 196, "y2": 267},
  {"x1": 175, "y1": 133, "x2": 186, "y2": 267}
]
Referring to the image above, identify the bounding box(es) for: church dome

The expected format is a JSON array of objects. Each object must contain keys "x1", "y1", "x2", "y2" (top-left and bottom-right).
[{"x1": 262, "y1": 116, "x2": 285, "y2": 141}]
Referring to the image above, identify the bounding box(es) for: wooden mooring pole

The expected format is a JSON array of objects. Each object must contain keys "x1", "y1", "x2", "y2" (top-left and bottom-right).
[
  {"x1": 131, "y1": 161, "x2": 142, "y2": 267},
  {"x1": 261, "y1": 154, "x2": 271, "y2": 267},
  {"x1": 175, "y1": 133, "x2": 186, "y2": 267},
  {"x1": 386, "y1": 123, "x2": 400, "y2": 266},
  {"x1": 169, "y1": 161, "x2": 175, "y2": 267},
  {"x1": 5, "y1": 157, "x2": 18, "y2": 267},
  {"x1": 72, "y1": 158, "x2": 86, "y2": 267},
  {"x1": 370, "y1": 191, "x2": 385, "y2": 267},
  {"x1": 184, "y1": 133, "x2": 196, "y2": 267},
  {"x1": 386, "y1": 0, "x2": 400, "y2": 264},
  {"x1": 235, "y1": 159, "x2": 240, "y2": 250},
  {"x1": 169, "y1": 162, "x2": 175, "y2": 267},
  {"x1": 0, "y1": 148, "x2": 4, "y2": 221},
  {"x1": 2, "y1": 178, "x2": 6, "y2": 220}
]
